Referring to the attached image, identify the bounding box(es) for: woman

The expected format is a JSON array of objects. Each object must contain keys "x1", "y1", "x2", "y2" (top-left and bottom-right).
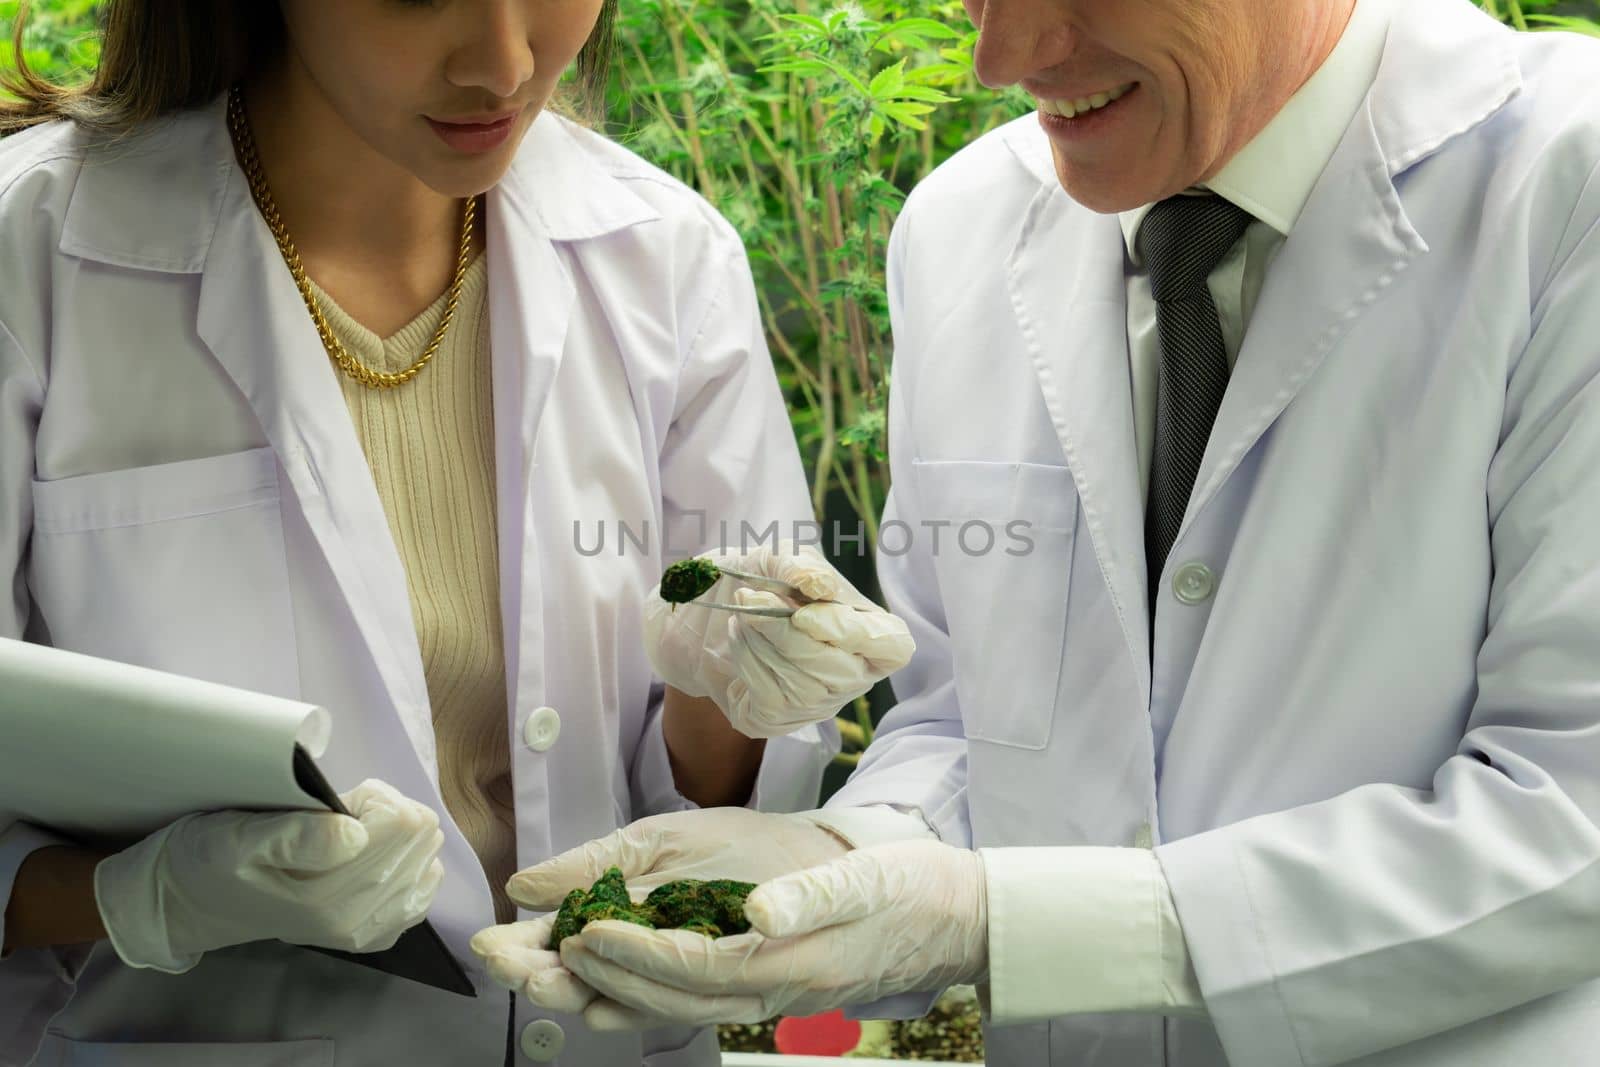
[{"x1": 0, "y1": 2, "x2": 912, "y2": 1065}]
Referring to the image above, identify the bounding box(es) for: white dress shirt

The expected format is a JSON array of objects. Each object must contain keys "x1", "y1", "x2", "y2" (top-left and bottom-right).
[
  {"x1": 1122, "y1": 0, "x2": 1395, "y2": 498},
  {"x1": 827, "y1": 0, "x2": 1395, "y2": 1025}
]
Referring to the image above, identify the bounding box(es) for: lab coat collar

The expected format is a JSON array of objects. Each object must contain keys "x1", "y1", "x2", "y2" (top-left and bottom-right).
[
  {"x1": 503, "y1": 111, "x2": 662, "y2": 241},
  {"x1": 998, "y1": 0, "x2": 1520, "y2": 697},
  {"x1": 57, "y1": 101, "x2": 227, "y2": 274},
  {"x1": 1120, "y1": 0, "x2": 1394, "y2": 259},
  {"x1": 1366, "y1": 0, "x2": 1521, "y2": 178},
  {"x1": 58, "y1": 98, "x2": 661, "y2": 271},
  {"x1": 1178, "y1": 0, "x2": 1519, "y2": 570}
]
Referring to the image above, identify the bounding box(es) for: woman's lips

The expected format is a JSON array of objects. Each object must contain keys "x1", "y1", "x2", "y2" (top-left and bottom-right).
[{"x1": 426, "y1": 113, "x2": 519, "y2": 154}]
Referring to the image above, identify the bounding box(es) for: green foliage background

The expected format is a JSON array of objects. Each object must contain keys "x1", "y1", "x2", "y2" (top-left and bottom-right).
[
  {"x1": 5, "y1": 0, "x2": 1600, "y2": 765},
  {"x1": 10, "y1": 0, "x2": 1596, "y2": 547},
  {"x1": 0, "y1": 1, "x2": 99, "y2": 79}
]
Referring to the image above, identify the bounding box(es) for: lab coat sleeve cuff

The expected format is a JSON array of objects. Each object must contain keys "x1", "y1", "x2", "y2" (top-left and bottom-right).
[
  {"x1": 1156, "y1": 830, "x2": 1302, "y2": 1067},
  {"x1": 800, "y1": 805, "x2": 938, "y2": 850},
  {"x1": 980, "y1": 846, "x2": 1205, "y2": 1025},
  {"x1": 0, "y1": 822, "x2": 93, "y2": 1067},
  {"x1": 824, "y1": 774, "x2": 972, "y2": 848},
  {"x1": 747, "y1": 718, "x2": 841, "y2": 814}
]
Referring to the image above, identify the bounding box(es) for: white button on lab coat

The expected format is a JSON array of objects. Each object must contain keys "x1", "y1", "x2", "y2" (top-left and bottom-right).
[
  {"x1": 0, "y1": 99, "x2": 836, "y2": 1066},
  {"x1": 520, "y1": 1020, "x2": 567, "y2": 1062},
  {"x1": 524, "y1": 706, "x2": 562, "y2": 753},
  {"x1": 1169, "y1": 562, "x2": 1215, "y2": 606},
  {"x1": 834, "y1": 1, "x2": 1600, "y2": 1064}
]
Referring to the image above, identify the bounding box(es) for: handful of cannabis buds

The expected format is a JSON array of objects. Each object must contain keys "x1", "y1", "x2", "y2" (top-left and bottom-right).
[{"x1": 551, "y1": 867, "x2": 758, "y2": 949}]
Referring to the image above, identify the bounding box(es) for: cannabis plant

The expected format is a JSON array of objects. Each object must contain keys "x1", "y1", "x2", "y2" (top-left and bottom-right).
[
  {"x1": 8, "y1": 0, "x2": 1600, "y2": 773},
  {"x1": 605, "y1": 0, "x2": 1031, "y2": 549}
]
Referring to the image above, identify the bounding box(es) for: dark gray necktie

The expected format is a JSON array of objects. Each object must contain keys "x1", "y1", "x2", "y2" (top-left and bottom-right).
[{"x1": 1138, "y1": 194, "x2": 1254, "y2": 606}]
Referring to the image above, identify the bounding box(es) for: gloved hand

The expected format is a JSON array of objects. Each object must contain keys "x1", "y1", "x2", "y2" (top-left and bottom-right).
[
  {"x1": 555, "y1": 839, "x2": 987, "y2": 1029},
  {"x1": 95, "y1": 779, "x2": 446, "y2": 973},
  {"x1": 643, "y1": 542, "x2": 914, "y2": 739},
  {"x1": 469, "y1": 808, "x2": 851, "y2": 1014}
]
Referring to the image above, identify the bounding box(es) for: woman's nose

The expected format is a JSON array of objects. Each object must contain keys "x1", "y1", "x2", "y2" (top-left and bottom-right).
[{"x1": 444, "y1": 1, "x2": 537, "y2": 99}]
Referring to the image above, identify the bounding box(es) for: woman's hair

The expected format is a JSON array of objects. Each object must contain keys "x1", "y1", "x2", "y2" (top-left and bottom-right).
[{"x1": 0, "y1": 0, "x2": 618, "y2": 137}]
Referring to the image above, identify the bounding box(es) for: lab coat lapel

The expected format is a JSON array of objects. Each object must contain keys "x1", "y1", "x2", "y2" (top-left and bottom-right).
[
  {"x1": 194, "y1": 157, "x2": 438, "y2": 776},
  {"x1": 1177, "y1": 109, "x2": 1423, "y2": 547},
  {"x1": 478, "y1": 114, "x2": 658, "y2": 861},
  {"x1": 482, "y1": 169, "x2": 574, "y2": 743},
  {"x1": 479, "y1": 111, "x2": 661, "y2": 751},
  {"x1": 1005, "y1": 155, "x2": 1153, "y2": 691},
  {"x1": 1179, "y1": 0, "x2": 1520, "y2": 546}
]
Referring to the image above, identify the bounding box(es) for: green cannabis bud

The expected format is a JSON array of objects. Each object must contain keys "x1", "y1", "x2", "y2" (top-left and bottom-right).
[
  {"x1": 550, "y1": 866, "x2": 757, "y2": 949},
  {"x1": 550, "y1": 888, "x2": 588, "y2": 947},
  {"x1": 585, "y1": 866, "x2": 635, "y2": 913},
  {"x1": 550, "y1": 870, "x2": 654, "y2": 949},
  {"x1": 643, "y1": 879, "x2": 757, "y2": 939},
  {"x1": 660, "y1": 558, "x2": 722, "y2": 604}
]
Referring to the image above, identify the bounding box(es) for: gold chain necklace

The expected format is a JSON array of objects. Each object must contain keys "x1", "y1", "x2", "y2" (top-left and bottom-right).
[{"x1": 225, "y1": 85, "x2": 476, "y2": 389}]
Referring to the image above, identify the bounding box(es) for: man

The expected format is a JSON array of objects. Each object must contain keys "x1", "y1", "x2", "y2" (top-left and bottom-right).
[{"x1": 478, "y1": 0, "x2": 1600, "y2": 1063}]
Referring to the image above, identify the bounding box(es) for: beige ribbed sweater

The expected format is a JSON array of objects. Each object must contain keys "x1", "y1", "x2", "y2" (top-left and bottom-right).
[{"x1": 314, "y1": 257, "x2": 518, "y2": 923}]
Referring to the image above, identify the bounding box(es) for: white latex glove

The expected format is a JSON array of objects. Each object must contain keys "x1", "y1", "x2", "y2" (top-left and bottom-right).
[
  {"x1": 555, "y1": 839, "x2": 987, "y2": 1029},
  {"x1": 95, "y1": 779, "x2": 446, "y2": 973},
  {"x1": 469, "y1": 808, "x2": 850, "y2": 1014},
  {"x1": 643, "y1": 541, "x2": 914, "y2": 738}
]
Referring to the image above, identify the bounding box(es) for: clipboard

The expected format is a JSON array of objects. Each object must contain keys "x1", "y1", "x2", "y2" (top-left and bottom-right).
[{"x1": 0, "y1": 638, "x2": 475, "y2": 997}]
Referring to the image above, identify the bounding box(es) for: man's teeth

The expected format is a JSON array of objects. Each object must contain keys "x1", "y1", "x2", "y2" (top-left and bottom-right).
[{"x1": 1039, "y1": 84, "x2": 1133, "y2": 119}]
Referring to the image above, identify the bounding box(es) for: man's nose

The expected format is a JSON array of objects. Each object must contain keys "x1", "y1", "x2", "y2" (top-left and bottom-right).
[
  {"x1": 969, "y1": 0, "x2": 1075, "y2": 89},
  {"x1": 444, "y1": 0, "x2": 537, "y2": 99}
]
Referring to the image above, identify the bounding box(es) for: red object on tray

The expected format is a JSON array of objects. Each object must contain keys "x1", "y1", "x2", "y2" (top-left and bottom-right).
[{"x1": 774, "y1": 1010, "x2": 863, "y2": 1056}]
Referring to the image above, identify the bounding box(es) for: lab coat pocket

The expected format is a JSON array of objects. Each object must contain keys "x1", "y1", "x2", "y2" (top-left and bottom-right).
[
  {"x1": 28, "y1": 447, "x2": 300, "y2": 698},
  {"x1": 42, "y1": 1036, "x2": 334, "y2": 1066},
  {"x1": 911, "y1": 460, "x2": 1076, "y2": 750}
]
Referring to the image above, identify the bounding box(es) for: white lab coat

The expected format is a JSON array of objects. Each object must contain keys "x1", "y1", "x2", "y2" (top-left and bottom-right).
[
  {"x1": 0, "y1": 99, "x2": 835, "y2": 1066},
  {"x1": 831, "y1": 1, "x2": 1600, "y2": 1064}
]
